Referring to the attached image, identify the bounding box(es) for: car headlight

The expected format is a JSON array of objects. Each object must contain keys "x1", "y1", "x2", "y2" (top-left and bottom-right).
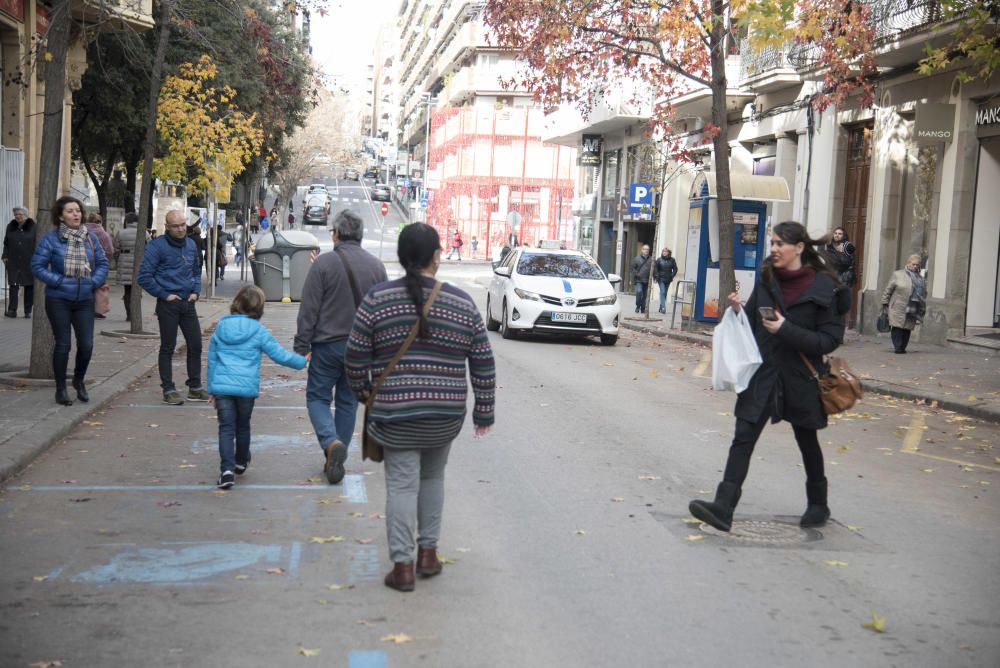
[
  {"x1": 593, "y1": 293, "x2": 617, "y2": 305},
  {"x1": 513, "y1": 288, "x2": 541, "y2": 301}
]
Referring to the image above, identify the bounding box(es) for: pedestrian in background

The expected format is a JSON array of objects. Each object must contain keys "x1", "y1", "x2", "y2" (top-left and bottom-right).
[
  {"x1": 3, "y1": 206, "x2": 36, "y2": 318},
  {"x1": 689, "y1": 221, "x2": 844, "y2": 532},
  {"x1": 654, "y1": 247, "x2": 677, "y2": 314},
  {"x1": 471, "y1": 235, "x2": 478, "y2": 258},
  {"x1": 346, "y1": 223, "x2": 496, "y2": 592},
  {"x1": 824, "y1": 227, "x2": 856, "y2": 287},
  {"x1": 31, "y1": 196, "x2": 108, "y2": 406},
  {"x1": 85, "y1": 212, "x2": 115, "y2": 319},
  {"x1": 114, "y1": 212, "x2": 139, "y2": 322},
  {"x1": 880, "y1": 254, "x2": 925, "y2": 354},
  {"x1": 138, "y1": 209, "x2": 209, "y2": 406},
  {"x1": 446, "y1": 230, "x2": 463, "y2": 261},
  {"x1": 630, "y1": 244, "x2": 653, "y2": 313},
  {"x1": 186, "y1": 217, "x2": 206, "y2": 276},
  {"x1": 295, "y1": 210, "x2": 387, "y2": 485},
  {"x1": 208, "y1": 285, "x2": 307, "y2": 489}
]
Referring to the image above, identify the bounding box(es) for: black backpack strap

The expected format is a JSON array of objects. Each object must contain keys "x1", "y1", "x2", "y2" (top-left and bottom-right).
[{"x1": 334, "y1": 246, "x2": 362, "y2": 307}]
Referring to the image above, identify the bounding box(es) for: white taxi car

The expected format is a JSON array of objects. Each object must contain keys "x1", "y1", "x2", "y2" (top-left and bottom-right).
[{"x1": 486, "y1": 248, "x2": 622, "y2": 345}]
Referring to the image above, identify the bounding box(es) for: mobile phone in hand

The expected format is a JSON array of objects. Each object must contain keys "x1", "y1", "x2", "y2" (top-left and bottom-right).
[{"x1": 758, "y1": 307, "x2": 778, "y2": 321}]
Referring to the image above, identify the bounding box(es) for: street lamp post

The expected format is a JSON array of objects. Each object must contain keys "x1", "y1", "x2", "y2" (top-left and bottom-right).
[{"x1": 419, "y1": 92, "x2": 436, "y2": 224}]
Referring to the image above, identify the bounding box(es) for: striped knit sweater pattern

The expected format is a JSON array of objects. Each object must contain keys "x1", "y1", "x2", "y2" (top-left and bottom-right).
[{"x1": 345, "y1": 277, "x2": 496, "y2": 426}]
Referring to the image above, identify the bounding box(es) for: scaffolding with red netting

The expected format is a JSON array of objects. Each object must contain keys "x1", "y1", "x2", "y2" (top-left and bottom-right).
[{"x1": 424, "y1": 105, "x2": 576, "y2": 259}]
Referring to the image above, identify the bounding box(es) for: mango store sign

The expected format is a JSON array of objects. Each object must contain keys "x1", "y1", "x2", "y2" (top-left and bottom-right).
[{"x1": 914, "y1": 103, "x2": 955, "y2": 146}]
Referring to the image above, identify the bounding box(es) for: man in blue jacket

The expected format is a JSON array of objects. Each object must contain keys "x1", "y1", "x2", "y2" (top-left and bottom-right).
[{"x1": 138, "y1": 209, "x2": 209, "y2": 405}]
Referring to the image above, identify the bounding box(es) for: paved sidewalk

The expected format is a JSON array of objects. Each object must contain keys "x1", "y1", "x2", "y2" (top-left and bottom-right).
[
  {"x1": 618, "y1": 299, "x2": 1000, "y2": 423},
  {"x1": 0, "y1": 271, "x2": 253, "y2": 482}
]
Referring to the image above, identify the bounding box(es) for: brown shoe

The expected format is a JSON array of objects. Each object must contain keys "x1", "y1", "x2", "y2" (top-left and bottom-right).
[
  {"x1": 416, "y1": 548, "x2": 443, "y2": 577},
  {"x1": 384, "y1": 562, "x2": 415, "y2": 592}
]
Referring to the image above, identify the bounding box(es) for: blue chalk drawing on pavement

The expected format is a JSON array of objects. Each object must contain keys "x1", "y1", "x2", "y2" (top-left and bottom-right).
[
  {"x1": 349, "y1": 651, "x2": 387, "y2": 668},
  {"x1": 10, "y1": 475, "x2": 367, "y2": 501},
  {"x1": 71, "y1": 542, "x2": 286, "y2": 584},
  {"x1": 190, "y1": 433, "x2": 314, "y2": 454},
  {"x1": 348, "y1": 543, "x2": 382, "y2": 583}
]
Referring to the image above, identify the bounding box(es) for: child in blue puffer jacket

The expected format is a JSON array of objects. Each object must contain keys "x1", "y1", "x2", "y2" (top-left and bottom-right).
[{"x1": 208, "y1": 286, "x2": 307, "y2": 489}]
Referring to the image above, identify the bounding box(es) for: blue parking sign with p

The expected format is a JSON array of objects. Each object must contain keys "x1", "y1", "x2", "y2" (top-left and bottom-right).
[{"x1": 629, "y1": 183, "x2": 654, "y2": 215}]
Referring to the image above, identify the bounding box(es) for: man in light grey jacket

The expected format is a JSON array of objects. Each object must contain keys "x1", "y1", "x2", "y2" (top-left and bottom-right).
[{"x1": 295, "y1": 210, "x2": 387, "y2": 484}]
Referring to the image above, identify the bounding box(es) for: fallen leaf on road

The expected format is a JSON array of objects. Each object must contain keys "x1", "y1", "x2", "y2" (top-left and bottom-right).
[
  {"x1": 234, "y1": 575, "x2": 249, "y2": 580},
  {"x1": 995, "y1": 458, "x2": 1000, "y2": 465},
  {"x1": 697, "y1": 489, "x2": 712, "y2": 494},
  {"x1": 824, "y1": 560, "x2": 849, "y2": 567},
  {"x1": 846, "y1": 525, "x2": 863, "y2": 532},
  {"x1": 637, "y1": 475, "x2": 661, "y2": 481},
  {"x1": 82, "y1": 420, "x2": 103, "y2": 426},
  {"x1": 310, "y1": 536, "x2": 345, "y2": 544},
  {"x1": 348, "y1": 512, "x2": 365, "y2": 518},
  {"x1": 959, "y1": 645, "x2": 973, "y2": 651},
  {"x1": 19, "y1": 485, "x2": 31, "y2": 491},
  {"x1": 317, "y1": 498, "x2": 335, "y2": 505},
  {"x1": 177, "y1": 464, "x2": 197, "y2": 469},
  {"x1": 62, "y1": 480, "x2": 77, "y2": 484},
  {"x1": 299, "y1": 648, "x2": 321, "y2": 657},
  {"x1": 32, "y1": 575, "x2": 48, "y2": 582},
  {"x1": 251, "y1": 529, "x2": 266, "y2": 535},
  {"x1": 574, "y1": 529, "x2": 587, "y2": 535},
  {"x1": 307, "y1": 477, "x2": 323, "y2": 483},
  {"x1": 157, "y1": 501, "x2": 181, "y2": 508},
  {"x1": 455, "y1": 547, "x2": 471, "y2": 553},
  {"x1": 147, "y1": 424, "x2": 159, "y2": 428},
  {"x1": 328, "y1": 583, "x2": 356, "y2": 591},
  {"x1": 266, "y1": 567, "x2": 285, "y2": 575},
  {"x1": 439, "y1": 557, "x2": 457, "y2": 564},
  {"x1": 686, "y1": 535, "x2": 705, "y2": 542},
  {"x1": 28, "y1": 661, "x2": 62, "y2": 668},
  {"x1": 683, "y1": 518, "x2": 702, "y2": 525},
  {"x1": 381, "y1": 634, "x2": 413, "y2": 644},
  {"x1": 836, "y1": 446, "x2": 850, "y2": 454},
  {"x1": 611, "y1": 497, "x2": 625, "y2": 502},
  {"x1": 356, "y1": 538, "x2": 374, "y2": 545},
  {"x1": 70, "y1": 498, "x2": 91, "y2": 503},
  {"x1": 967, "y1": 395, "x2": 978, "y2": 402},
  {"x1": 369, "y1": 513, "x2": 385, "y2": 519},
  {"x1": 862, "y1": 610, "x2": 886, "y2": 633},
  {"x1": 921, "y1": 468, "x2": 934, "y2": 473}
]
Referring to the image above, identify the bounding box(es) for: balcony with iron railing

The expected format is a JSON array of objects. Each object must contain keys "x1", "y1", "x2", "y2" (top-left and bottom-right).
[
  {"x1": 787, "y1": 0, "x2": 975, "y2": 71},
  {"x1": 76, "y1": 0, "x2": 154, "y2": 31}
]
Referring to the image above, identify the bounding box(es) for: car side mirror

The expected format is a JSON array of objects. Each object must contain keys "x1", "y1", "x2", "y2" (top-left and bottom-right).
[
  {"x1": 494, "y1": 266, "x2": 512, "y2": 278},
  {"x1": 607, "y1": 273, "x2": 622, "y2": 284}
]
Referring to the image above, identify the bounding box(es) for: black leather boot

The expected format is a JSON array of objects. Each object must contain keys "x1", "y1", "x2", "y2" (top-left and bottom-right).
[
  {"x1": 72, "y1": 378, "x2": 90, "y2": 403},
  {"x1": 55, "y1": 387, "x2": 73, "y2": 406},
  {"x1": 800, "y1": 479, "x2": 831, "y2": 527},
  {"x1": 689, "y1": 481, "x2": 742, "y2": 532}
]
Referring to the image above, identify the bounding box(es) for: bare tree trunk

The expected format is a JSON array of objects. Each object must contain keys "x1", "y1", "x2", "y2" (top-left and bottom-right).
[
  {"x1": 130, "y1": 0, "x2": 174, "y2": 334},
  {"x1": 29, "y1": 0, "x2": 73, "y2": 378},
  {"x1": 710, "y1": 0, "x2": 735, "y2": 312}
]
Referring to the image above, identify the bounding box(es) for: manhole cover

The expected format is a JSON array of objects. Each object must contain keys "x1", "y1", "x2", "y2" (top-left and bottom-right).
[{"x1": 700, "y1": 519, "x2": 821, "y2": 545}]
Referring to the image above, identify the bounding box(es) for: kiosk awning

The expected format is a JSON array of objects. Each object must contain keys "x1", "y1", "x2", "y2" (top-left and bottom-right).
[{"x1": 689, "y1": 172, "x2": 791, "y2": 202}]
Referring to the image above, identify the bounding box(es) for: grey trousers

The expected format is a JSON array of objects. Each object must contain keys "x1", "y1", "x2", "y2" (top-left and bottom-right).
[{"x1": 383, "y1": 443, "x2": 452, "y2": 564}]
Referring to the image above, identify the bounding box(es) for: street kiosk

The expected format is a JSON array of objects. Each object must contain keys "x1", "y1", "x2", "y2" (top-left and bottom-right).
[{"x1": 684, "y1": 172, "x2": 791, "y2": 322}]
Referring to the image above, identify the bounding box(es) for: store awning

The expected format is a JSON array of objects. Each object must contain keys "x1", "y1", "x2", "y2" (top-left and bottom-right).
[{"x1": 689, "y1": 172, "x2": 791, "y2": 202}]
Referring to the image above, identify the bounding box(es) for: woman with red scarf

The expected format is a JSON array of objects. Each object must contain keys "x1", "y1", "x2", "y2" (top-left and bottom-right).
[{"x1": 689, "y1": 222, "x2": 845, "y2": 532}]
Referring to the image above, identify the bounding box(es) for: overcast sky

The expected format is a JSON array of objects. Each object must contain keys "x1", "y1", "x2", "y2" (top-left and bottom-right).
[{"x1": 310, "y1": 1, "x2": 397, "y2": 95}]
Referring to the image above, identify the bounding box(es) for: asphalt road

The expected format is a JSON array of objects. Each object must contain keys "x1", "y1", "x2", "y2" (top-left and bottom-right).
[
  {"x1": 300, "y1": 178, "x2": 409, "y2": 262},
  {"x1": 1, "y1": 262, "x2": 997, "y2": 667}
]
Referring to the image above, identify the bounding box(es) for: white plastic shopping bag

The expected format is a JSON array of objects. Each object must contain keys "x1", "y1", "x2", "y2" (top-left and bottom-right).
[{"x1": 711, "y1": 308, "x2": 763, "y2": 393}]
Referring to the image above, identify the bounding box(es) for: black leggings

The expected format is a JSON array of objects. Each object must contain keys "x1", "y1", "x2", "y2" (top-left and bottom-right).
[{"x1": 722, "y1": 412, "x2": 825, "y2": 486}]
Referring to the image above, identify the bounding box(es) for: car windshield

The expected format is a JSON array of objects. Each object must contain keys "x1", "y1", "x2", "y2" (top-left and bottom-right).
[{"x1": 516, "y1": 253, "x2": 605, "y2": 280}]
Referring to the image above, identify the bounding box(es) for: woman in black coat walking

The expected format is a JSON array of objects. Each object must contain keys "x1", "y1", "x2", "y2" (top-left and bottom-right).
[
  {"x1": 689, "y1": 222, "x2": 845, "y2": 531},
  {"x1": 3, "y1": 207, "x2": 36, "y2": 318}
]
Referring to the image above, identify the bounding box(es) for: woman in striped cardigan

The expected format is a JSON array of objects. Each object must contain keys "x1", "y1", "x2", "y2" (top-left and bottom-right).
[{"x1": 346, "y1": 223, "x2": 496, "y2": 592}]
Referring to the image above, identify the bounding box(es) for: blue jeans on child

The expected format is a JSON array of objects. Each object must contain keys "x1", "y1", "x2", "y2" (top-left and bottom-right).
[
  {"x1": 216, "y1": 395, "x2": 255, "y2": 473},
  {"x1": 306, "y1": 340, "x2": 357, "y2": 453}
]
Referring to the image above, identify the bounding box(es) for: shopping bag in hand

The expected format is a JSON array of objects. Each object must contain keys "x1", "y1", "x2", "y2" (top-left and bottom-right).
[{"x1": 711, "y1": 308, "x2": 763, "y2": 393}]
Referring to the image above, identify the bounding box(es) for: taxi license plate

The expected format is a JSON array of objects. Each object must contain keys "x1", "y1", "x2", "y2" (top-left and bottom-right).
[{"x1": 551, "y1": 312, "x2": 587, "y2": 323}]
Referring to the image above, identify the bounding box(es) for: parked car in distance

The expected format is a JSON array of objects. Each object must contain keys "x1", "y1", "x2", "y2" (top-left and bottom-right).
[
  {"x1": 307, "y1": 183, "x2": 327, "y2": 193},
  {"x1": 364, "y1": 167, "x2": 378, "y2": 179},
  {"x1": 370, "y1": 183, "x2": 392, "y2": 202},
  {"x1": 344, "y1": 168, "x2": 359, "y2": 181},
  {"x1": 486, "y1": 248, "x2": 622, "y2": 345},
  {"x1": 303, "y1": 194, "x2": 329, "y2": 225}
]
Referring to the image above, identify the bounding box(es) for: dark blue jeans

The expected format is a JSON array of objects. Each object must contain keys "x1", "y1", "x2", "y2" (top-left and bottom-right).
[
  {"x1": 155, "y1": 298, "x2": 203, "y2": 391},
  {"x1": 44, "y1": 296, "x2": 95, "y2": 389},
  {"x1": 216, "y1": 395, "x2": 255, "y2": 473},
  {"x1": 635, "y1": 281, "x2": 648, "y2": 312},
  {"x1": 306, "y1": 340, "x2": 357, "y2": 451}
]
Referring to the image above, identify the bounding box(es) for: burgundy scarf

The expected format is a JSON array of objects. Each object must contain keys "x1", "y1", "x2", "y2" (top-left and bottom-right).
[{"x1": 774, "y1": 266, "x2": 816, "y2": 307}]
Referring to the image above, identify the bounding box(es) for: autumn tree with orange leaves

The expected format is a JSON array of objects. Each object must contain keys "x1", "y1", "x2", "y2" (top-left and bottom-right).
[{"x1": 485, "y1": 0, "x2": 878, "y2": 307}]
